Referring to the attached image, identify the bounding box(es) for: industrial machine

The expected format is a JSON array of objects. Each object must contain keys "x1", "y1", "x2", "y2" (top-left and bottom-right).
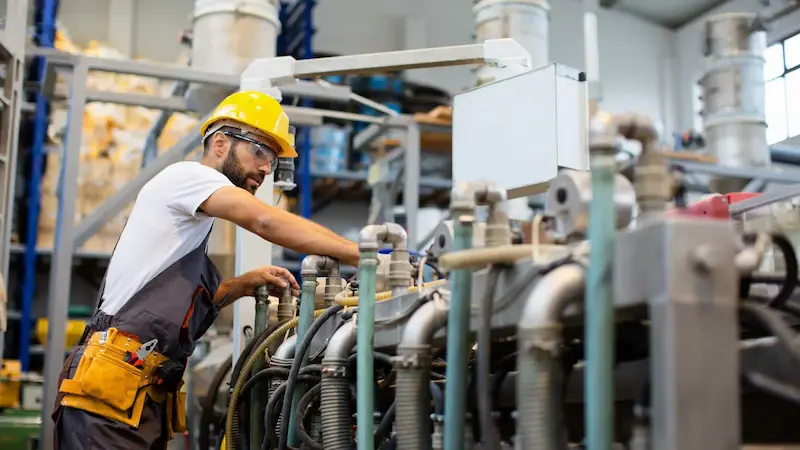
[
  {"x1": 189, "y1": 22, "x2": 800, "y2": 450},
  {"x1": 13, "y1": 0, "x2": 800, "y2": 449}
]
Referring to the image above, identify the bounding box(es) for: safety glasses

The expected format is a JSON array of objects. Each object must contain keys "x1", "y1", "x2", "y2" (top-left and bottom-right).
[{"x1": 223, "y1": 131, "x2": 279, "y2": 174}]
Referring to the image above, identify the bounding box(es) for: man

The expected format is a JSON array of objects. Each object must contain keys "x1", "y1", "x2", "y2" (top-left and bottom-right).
[{"x1": 52, "y1": 91, "x2": 362, "y2": 449}]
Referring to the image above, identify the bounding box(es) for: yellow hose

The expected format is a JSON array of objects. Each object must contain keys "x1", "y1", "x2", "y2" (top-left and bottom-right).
[
  {"x1": 333, "y1": 279, "x2": 448, "y2": 306},
  {"x1": 224, "y1": 309, "x2": 326, "y2": 450}
]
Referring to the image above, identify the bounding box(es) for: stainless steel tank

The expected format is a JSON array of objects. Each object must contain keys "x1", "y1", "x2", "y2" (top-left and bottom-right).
[
  {"x1": 188, "y1": 0, "x2": 281, "y2": 114},
  {"x1": 700, "y1": 12, "x2": 769, "y2": 193},
  {"x1": 473, "y1": 0, "x2": 550, "y2": 86}
]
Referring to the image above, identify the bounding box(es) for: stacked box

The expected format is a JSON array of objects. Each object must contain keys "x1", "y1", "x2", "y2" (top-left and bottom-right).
[{"x1": 38, "y1": 29, "x2": 201, "y2": 254}]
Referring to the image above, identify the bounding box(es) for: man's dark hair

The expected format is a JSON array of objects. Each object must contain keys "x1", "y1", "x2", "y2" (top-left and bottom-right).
[{"x1": 202, "y1": 125, "x2": 241, "y2": 155}]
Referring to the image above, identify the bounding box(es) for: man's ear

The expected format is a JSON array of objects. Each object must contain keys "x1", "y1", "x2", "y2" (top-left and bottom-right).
[{"x1": 211, "y1": 131, "x2": 229, "y2": 157}]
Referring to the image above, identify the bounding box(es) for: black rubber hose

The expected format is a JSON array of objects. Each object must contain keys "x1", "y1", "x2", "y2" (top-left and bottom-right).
[
  {"x1": 261, "y1": 375, "x2": 321, "y2": 450},
  {"x1": 240, "y1": 365, "x2": 322, "y2": 446},
  {"x1": 295, "y1": 384, "x2": 324, "y2": 450},
  {"x1": 231, "y1": 321, "x2": 289, "y2": 389},
  {"x1": 236, "y1": 367, "x2": 291, "y2": 450},
  {"x1": 429, "y1": 381, "x2": 444, "y2": 416},
  {"x1": 768, "y1": 234, "x2": 798, "y2": 310},
  {"x1": 740, "y1": 301, "x2": 800, "y2": 364},
  {"x1": 230, "y1": 323, "x2": 284, "y2": 450},
  {"x1": 200, "y1": 354, "x2": 233, "y2": 450},
  {"x1": 278, "y1": 305, "x2": 344, "y2": 450},
  {"x1": 477, "y1": 265, "x2": 502, "y2": 449},
  {"x1": 373, "y1": 403, "x2": 396, "y2": 447},
  {"x1": 382, "y1": 435, "x2": 397, "y2": 450}
]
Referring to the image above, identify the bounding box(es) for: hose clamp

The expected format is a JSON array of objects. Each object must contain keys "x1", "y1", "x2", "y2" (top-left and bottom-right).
[
  {"x1": 391, "y1": 353, "x2": 426, "y2": 369},
  {"x1": 321, "y1": 366, "x2": 348, "y2": 378}
]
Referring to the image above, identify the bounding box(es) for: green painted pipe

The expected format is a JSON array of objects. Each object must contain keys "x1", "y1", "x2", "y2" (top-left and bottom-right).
[
  {"x1": 585, "y1": 149, "x2": 617, "y2": 450},
  {"x1": 356, "y1": 250, "x2": 379, "y2": 450},
  {"x1": 444, "y1": 216, "x2": 474, "y2": 450},
  {"x1": 250, "y1": 285, "x2": 270, "y2": 449},
  {"x1": 287, "y1": 274, "x2": 318, "y2": 447}
]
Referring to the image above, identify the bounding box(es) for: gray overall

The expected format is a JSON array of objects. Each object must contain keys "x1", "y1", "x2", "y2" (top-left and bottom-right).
[{"x1": 52, "y1": 231, "x2": 222, "y2": 450}]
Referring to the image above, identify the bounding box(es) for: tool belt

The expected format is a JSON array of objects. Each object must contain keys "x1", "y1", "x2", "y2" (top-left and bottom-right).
[{"x1": 57, "y1": 328, "x2": 187, "y2": 437}]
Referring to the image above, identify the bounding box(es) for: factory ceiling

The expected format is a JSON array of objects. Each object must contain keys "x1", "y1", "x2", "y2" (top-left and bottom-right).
[{"x1": 602, "y1": 0, "x2": 732, "y2": 28}]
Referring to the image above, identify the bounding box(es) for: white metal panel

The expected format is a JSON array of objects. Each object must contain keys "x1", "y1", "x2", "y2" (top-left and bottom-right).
[{"x1": 453, "y1": 63, "x2": 588, "y2": 199}]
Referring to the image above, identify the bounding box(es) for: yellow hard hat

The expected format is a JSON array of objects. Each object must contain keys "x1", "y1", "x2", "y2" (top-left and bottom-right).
[{"x1": 200, "y1": 91, "x2": 298, "y2": 158}]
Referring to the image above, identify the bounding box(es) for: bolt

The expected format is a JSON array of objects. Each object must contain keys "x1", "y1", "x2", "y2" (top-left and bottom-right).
[{"x1": 691, "y1": 245, "x2": 717, "y2": 273}]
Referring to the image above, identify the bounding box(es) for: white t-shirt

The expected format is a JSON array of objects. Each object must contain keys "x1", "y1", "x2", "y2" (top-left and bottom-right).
[{"x1": 99, "y1": 161, "x2": 233, "y2": 315}]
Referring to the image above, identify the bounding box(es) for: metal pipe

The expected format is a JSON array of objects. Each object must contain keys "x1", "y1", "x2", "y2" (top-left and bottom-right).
[
  {"x1": 395, "y1": 300, "x2": 450, "y2": 450},
  {"x1": 251, "y1": 285, "x2": 270, "y2": 448},
  {"x1": 517, "y1": 264, "x2": 586, "y2": 450},
  {"x1": 585, "y1": 126, "x2": 618, "y2": 450},
  {"x1": 443, "y1": 213, "x2": 475, "y2": 450},
  {"x1": 321, "y1": 321, "x2": 358, "y2": 450},
  {"x1": 354, "y1": 222, "x2": 408, "y2": 450}
]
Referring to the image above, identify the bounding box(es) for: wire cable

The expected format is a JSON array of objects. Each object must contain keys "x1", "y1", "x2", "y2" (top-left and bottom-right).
[{"x1": 295, "y1": 384, "x2": 324, "y2": 450}]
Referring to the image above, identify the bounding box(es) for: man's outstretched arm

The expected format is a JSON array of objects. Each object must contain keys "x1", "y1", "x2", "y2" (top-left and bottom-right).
[{"x1": 200, "y1": 186, "x2": 360, "y2": 266}]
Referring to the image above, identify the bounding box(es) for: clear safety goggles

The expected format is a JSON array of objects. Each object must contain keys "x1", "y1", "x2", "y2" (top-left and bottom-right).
[{"x1": 223, "y1": 130, "x2": 280, "y2": 174}]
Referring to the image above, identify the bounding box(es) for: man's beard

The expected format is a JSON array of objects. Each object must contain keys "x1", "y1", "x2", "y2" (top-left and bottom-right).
[{"x1": 221, "y1": 149, "x2": 260, "y2": 194}]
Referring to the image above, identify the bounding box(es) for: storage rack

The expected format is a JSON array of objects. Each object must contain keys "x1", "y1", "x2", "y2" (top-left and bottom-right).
[{"x1": 0, "y1": 0, "x2": 30, "y2": 362}]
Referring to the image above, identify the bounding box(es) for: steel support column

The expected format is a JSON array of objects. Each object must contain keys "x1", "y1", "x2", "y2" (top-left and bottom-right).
[{"x1": 41, "y1": 61, "x2": 89, "y2": 450}]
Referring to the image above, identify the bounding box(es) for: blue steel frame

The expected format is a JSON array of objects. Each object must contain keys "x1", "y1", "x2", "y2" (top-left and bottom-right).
[
  {"x1": 19, "y1": 0, "x2": 58, "y2": 371},
  {"x1": 278, "y1": 0, "x2": 316, "y2": 220}
]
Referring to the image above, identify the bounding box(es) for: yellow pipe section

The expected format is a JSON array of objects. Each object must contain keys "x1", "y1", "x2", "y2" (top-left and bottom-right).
[
  {"x1": 333, "y1": 280, "x2": 447, "y2": 306},
  {"x1": 438, "y1": 244, "x2": 569, "y2": 271}
]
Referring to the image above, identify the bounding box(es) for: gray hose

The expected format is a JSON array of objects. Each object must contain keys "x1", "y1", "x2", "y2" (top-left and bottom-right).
[
  {"x1": 394, "y1": 300, "x2": 450, "y2": 450},
  {"x1": 321, "y1": 321, "x2": 358, "y2": 450},
  {"x1": 517, "y1": 264, "x2": 586, "y2": 450}
]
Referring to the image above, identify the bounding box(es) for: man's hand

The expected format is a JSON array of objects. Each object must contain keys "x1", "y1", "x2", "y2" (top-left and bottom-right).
[{"x1": 214, "y1": 266, "x2": 300, "y2": 307}]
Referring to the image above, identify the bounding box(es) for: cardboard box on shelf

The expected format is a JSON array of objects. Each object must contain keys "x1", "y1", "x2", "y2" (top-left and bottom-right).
[{"x1": 38, "y1": 28, "x2": 200, "y2": 253}]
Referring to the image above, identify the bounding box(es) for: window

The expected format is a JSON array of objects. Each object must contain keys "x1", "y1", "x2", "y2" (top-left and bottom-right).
[{"x1": 766, "y1": 32, "x2": 800, "y2": 145}]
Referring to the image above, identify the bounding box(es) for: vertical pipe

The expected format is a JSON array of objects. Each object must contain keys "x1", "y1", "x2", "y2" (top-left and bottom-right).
[
  {"x1": 443, "y1": 215, "x2": 474, "y2": 450},
  {"x1": 287, "y1": 273, "x2": 318, "y2": 447},
  {"x1": 21, "y1": 0, "x2": 58, "y2": 373},
  {"x1": 250, "y1": 285, "x2": 270, "y2": 449},
  {"x1": 584, "y1": 145, "x2": 617, "y2": 450},
  {"x1": 356, "y1": 249, "x2": 379, "y2": 450}
]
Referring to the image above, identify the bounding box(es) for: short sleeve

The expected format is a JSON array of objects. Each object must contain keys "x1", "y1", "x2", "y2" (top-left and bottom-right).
[{"x1": 162, "y1": 162, "x2": 234, "y2": 219}]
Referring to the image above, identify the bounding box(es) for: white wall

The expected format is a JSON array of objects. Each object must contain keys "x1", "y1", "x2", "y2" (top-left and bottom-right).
[
  {"x1": 674, "y1": 0, "x2": 800, "y2": 133},
  {"x1": 56, "y1": 0, "x2": 677, "y2": 133}
]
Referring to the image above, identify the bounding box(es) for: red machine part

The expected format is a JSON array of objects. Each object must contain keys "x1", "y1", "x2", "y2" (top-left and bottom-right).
[{"x1": 672, "y1": 192, "x2": 761, "y2": 219}]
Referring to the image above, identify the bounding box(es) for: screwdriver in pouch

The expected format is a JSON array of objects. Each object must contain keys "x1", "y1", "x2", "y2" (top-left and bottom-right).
[{"x1": 124, "y1": 339, "x2": 158, "y2": 368}]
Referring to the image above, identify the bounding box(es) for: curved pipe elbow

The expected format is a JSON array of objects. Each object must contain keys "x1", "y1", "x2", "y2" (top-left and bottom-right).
[
  {"x1": 301, "y1": 255, "x2": 339, "y2": 277},
  {"x1": 323, "y1": 321, "x2": 357, "y2": 361},
  {"x1": 383, "y1": 223, "x2": 408, "y2": 249},
  {"x1": 474, "y1": 182, "x2": 507, "y2": 206},
  {"x1": 358, "y1": 223, "x2": 408, "y2": 252},
  {"x1": 273, "y1": 334, "x2": 298, "y2": 360},
  {"x1": 519, "y1": 264, "x2": 586, "y2": 331},
  {"x1": 400, "y1": 301, "x2": 450, "y2": 348}
]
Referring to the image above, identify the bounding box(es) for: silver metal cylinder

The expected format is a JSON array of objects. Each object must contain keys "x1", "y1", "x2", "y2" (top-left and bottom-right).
[
  {"x1": 545, "y1": 170, "x2": 635, "y2": 241},
  {"x1": 473, "y1": 0, "x2": 550, "y2": 85},
  {"x1": 700, "y1": 12, "x2": 769, "y2": 192},
  {"x1": 189, "y1": 0, "x2": 281, "y2": 113}
]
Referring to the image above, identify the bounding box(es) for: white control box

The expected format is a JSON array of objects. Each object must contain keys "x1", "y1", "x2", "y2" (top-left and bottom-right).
[{"x1": 453, "y1": 63, "x2": 590, "y2": 198}]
